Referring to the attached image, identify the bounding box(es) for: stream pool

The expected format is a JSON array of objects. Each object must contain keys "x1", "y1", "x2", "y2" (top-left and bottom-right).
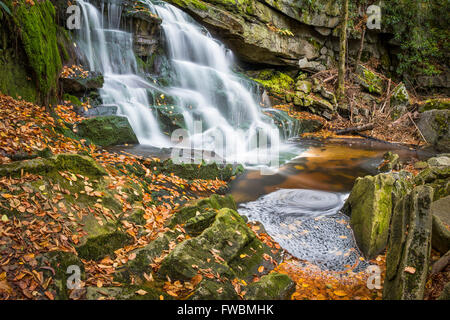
[{"x1": 110, "y1": 138, "x2": 431, "y2": 271}]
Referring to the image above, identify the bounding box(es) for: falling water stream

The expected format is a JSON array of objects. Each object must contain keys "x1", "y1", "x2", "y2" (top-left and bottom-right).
[{"x1": 77, "y1": 0, "x2": 295, "y2": 166}]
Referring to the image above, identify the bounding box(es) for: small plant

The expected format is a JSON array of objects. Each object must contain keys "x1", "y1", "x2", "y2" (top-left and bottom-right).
[{"x1": 266, "y1": 23, "x2": 294, "y2": 37}]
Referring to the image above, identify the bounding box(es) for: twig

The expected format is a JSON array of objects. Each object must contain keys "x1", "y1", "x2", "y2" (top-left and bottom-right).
[
  {"x1": 355, "y1": 23, "x2": 366, "y2": 69},
  {"x1": 380, "y1": 79, "x2": 392, "y2": 114},
  {"x1": 431, "y1": 250, "x2": 450, "y2": 274},
  {"x1": 407, "y1": 112, "x2": 427, "y2": 143}
]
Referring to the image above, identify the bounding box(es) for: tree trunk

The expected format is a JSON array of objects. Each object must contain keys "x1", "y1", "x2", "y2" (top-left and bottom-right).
[{"x1": 337, "y1": 0, "x2": 349, "y2": 102}]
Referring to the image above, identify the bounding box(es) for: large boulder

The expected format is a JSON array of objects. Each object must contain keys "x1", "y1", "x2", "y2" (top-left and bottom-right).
[
  {"x1": 157, "y1": 207, "x2": 274, "y2": 282},
  {"x1": 0, "y1": 153, "x2": 107, "y2": 178},
  {"x1": 431, "y1": 196, "x2": 450, "y2": 253},
  {"x1": 343, "y1": 174, "x2": 395, "y2": 259},
  {"x1": 76, "y1": 115, "x2": 139, "y2": 147},
  {"x1": 61, "y1": 72, "x2": 104, "y2": 94},
  {"x1": 418, "y1": 98, "x2": 450, "y2": 113},
  {"x1": 383, "y1": 186, "x2": 434, "y2": 300},
  {"x1": 417, "y1": 110, "x2": 450, "y2": 152}
]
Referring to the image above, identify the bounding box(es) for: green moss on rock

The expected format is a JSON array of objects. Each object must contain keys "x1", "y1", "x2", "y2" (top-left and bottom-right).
[
  {"x1": 245, "y1": 273, "x2": 295, "y2": 300},
  {"x1": 76, "y1": 115, "x2": 139, "y2": 147},
  {"x1": 14, "y1": 0, "x2": 62, "y2": 100},
  {"x1": 356, "y1": 65, "x2": 384, "y2": 95},
  {"x1": 383, "y1": 186, "x2": 434, "y2": 300},
  {"x1": 419, "y1": 98, "x2": 450, "y2": 113},
  {"x1": 86, "y1": 285, "x2": 172, "y2": 300},
  {"x1": 252, "y1": 70, "x2": 294, "y2": 97},
  {"x1": 345, "y1": 173, "x2": 395, "y2": 259},
  {"x1": 38, "y1": 250, "x2": 85, "y2": 300},
  {"x1": 76, "y1": 230, "x2": 133, "y2": 261}
]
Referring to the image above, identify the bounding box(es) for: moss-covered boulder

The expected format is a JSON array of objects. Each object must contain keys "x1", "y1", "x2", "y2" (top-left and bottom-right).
[
  {"x1": 431, "y1": 196, "x2": 450, "y2": 253},
  {"x1": 114, "y1": 229, "x2": 182, "y2": 283},
  {"x1": 417, "y1": 110, "x2": 450, "y2": 152},
  {"x1": 419, "y1": 98, "x2": 450, "y2": 113},
  {"x1": 0, "y1": 153, "x2": 106, "y2": 178},
  {"x1": 390, "y1": 83, "x2": 410, "y2": 120},
  {"x1": 245, "y1": 273, "x2": 295, "y2": 300},
  {"x1": 37, "y1": 251, "x2": 85, "y2": 300},
  {"x1": 158, "y1": 208, "x2": 257, "y2": 281},
  {"x1": 61, "y1": 72, "x2": 104, "y2": 94},
  {"x1": 383, "y1": 186, "x2": 434, "y2": 300},
  {"x1": 13, "y1": 0, "x2": 62, "y2": 101},
  {"x1": 167, "y1": 194, "x2": 236, "y2": 228},
  {"x1": 158, "y1": 205, "x2": 281, "y2": 288},
  {"x1": 146, "y1": 159, "x2": 243, "y2": 182},
  {"x1": 295, "y1": 80, "x2": 312, "y2": 94},
  {"x1": 414, "y1": 166, "x2": 450, "y2": 201},
  {"x1": 252, "y1": 70, "x2": 294, "y2": 98},
  {"x1": 189, "y1": 279, "x2": 239, "y2": 300},
  {"x1": 76, "y1": 115, "x2": 139, "y2": 147},
  {"x1": 152, "y1": 104, "x2": 186, "y2": 133},
  {"x1": 427, "y1": 156, "x2": 450, "y2": 167},
  {"x1": 355, "y1": 65, "x2": 384, "y2": 95},
  {"x1": 76, "y1": 230, "x2": 133, "y2": 261},
  {"x1": 344, "y1": 174, "x2": 396, "y2": 259},
  {"x1": 378, "y1": 152, "x2": 400, "y2": 172}
]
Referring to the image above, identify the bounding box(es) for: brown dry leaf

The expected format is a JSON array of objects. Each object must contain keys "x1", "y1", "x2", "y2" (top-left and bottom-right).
[
  {"x1": 44, "y1": 291, "x2": 54, "y2": 300},
  {"x1": 404, "y1": 266, "x2": 416, "y2": 274},
  {"x1": 135, "y1": 289, "x2": 147, "y2": 296},
  {"x1": 333, "y1": 290, "x2": 347, "y2": 297}
]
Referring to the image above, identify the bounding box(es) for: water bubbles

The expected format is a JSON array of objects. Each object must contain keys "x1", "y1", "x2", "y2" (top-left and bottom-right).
[{"x1": 239, "y1": 189, "x2": 367, "y2": 271}]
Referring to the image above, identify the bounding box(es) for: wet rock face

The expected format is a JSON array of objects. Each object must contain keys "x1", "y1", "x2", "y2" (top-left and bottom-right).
[
  {"x1": 76, "y1": 115, "x2": 139, "y2": 147},
  {"x1": 164, "y1": 0, "x2": 328, "y2": 67},
  {"x1": 344, "y1": 174, "x2": 395, "y2": 260},
  {"x1": 383, "y1": 186, "x2": 434, "y2": 300},
  {"x1": 61, "y1": 72, "x2": 104, "y2": 94},
  {"x1": 417, "y1": 110, "x2": 450, "y2": 152}
]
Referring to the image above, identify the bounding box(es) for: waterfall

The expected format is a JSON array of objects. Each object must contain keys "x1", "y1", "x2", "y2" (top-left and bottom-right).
[
  {"x1": 77, "y1": 0, "x2": 169, "y2": 146},
  {"x1": 77, "y1": 0, "x2": 295, "y2": 168}
]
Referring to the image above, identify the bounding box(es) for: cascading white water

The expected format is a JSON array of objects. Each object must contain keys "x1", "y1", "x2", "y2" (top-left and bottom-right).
[
  {"x1": 77, "y1": 0, "x2": 169, "y2": 146},
  {"x1": 145, "y1": 0, "x2": 284, "y2": 165},
  {"x1": 77, "y1": 0, "x2": 295, "y2": 167}
]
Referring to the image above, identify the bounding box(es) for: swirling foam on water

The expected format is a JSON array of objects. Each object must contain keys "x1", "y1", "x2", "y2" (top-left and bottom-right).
[{"x1": 238, "y1": 189, "x2": 369, "y2": 271}]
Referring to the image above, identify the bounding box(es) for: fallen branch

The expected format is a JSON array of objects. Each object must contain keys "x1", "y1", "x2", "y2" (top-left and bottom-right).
[
  {"x1": 323, "y1": 75, "x2": 337, "y2": 83},
  {"x1": 431, "y1": 250, "x2": 450, "y2": 274},
  {"x1": 335, "y1": 123, "x2": 374, "y2": 135}
]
